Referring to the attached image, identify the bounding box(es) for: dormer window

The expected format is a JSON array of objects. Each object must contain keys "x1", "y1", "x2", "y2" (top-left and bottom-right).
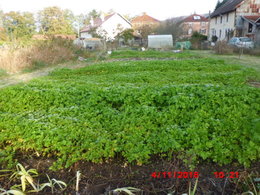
[{"x1": 193, "y1": 16, "x2": 201, "y2": 20}]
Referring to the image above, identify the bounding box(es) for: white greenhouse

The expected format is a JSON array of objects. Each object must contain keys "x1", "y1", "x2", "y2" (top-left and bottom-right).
[{"x1": 148, "y1": 35, "x2": 173, "y2": 49}]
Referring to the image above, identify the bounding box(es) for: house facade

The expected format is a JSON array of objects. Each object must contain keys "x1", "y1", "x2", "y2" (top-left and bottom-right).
[
  {"x1": 80, "y1": 13, "x2": 132, "y2": 41},
  {"x1": 209, "y1": 0, "x2": 260, "y2": 43},
  {"x1": 131, "y1": 13, "x2": 160, "y2": 29},
  {"x1": 130, "y1": 13, "x2": 160, "y2": 46},
  {"x1": 180, "y1": 14, "x2": 209, "y2": 38},
  {"x1": 240, "y1": 15, "x2": 260, "y2": 44}
]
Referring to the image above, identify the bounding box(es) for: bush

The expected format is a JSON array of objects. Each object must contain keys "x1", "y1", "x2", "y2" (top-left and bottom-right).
[
  {"x1": 0, "y1": 38, "x2": 91, "y2": 73},
  {"x1": 190, "y1": 32, "x2": 208, "y2": 50},
  {"x1": 213, "y1": 41, "x2": 260, "y2": 56},
  {"x1": 213, "y1": 41, "x2": 234, "y2": 54}
]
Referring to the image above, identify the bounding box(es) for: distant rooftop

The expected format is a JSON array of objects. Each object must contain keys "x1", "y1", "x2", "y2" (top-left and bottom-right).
[
  {"x1": 131, "y1": 13, "x2": 160, "y2": 23},
  {"x1": 183, "y1": 14, "x2": 208, "y2": 22}
]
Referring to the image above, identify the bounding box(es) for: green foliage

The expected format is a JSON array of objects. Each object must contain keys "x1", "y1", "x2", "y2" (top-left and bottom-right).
[
  {"x1": 84, "y1": 9, "x2": 101, "y2": 25},
  {"x1": 2, "y1": 11, "x2": 35, "y2": 40},
  {"x1": 109, "y1": 50, "x2": 198, "y2": 59},
  {"x1": 38, "y1": 6, "x2": 75, "y2": 35},
  {"x1": 190, "y1": 32, "x2": 207, "y2": 49},
  {"x1": 214, "y1": 0, "x2": 228, "y2": 10},
  {"x1": 117, "y1": 29, "x2": 134, "y2": 43},
  {"x1": 0, "y1": 56, "x2": 259, "y2": 170}
]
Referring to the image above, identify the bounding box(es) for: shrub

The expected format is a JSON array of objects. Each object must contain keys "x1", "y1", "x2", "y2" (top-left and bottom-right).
[
  {"x1": 190, "y1": 32, "x2": 208, "y2": 49},
  {"x1": 213, "y1": 41, "x2": 260, "y2": 56},
  {"x1": 213, "y1": 41, "x2": 234, "y2": 54},
  {"x1": 0, "y1": 38, "x2": 90, "y2": 73}
]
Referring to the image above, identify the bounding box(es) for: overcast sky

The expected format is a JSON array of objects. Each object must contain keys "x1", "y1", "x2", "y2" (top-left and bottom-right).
[{"x1": 0, "y1": 0, "x2": 219, "y2": 20}]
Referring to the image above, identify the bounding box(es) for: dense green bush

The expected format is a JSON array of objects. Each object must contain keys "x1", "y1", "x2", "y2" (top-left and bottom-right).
[{"x1": 0, "y1": 58, "x2": 259, "y2": 169}]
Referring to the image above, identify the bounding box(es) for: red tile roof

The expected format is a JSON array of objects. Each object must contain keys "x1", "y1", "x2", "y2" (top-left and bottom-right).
[
  {"x1": 183, "y1": 14, "x2": 208, "y2": 22},
  {"x1": 244, "y1": 15, "x2": 260, "y2": 23},
  {"x1": 132, "y1": 14, "x2": 160, "y2": 23}
]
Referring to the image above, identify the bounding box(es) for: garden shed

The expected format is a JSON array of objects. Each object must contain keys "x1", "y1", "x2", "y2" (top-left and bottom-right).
[{"x1": 148, "y1": 35, "x2": 173, "y2": 49}]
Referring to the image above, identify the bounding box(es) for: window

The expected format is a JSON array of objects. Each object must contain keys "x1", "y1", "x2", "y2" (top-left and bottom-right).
[
  {"x1": 188, "y1": 28, "x2": 193, "y2": 35},
  {"x1": 212, "y1": 29, "x2": 216, "y2": 36},
  {"x1": 220, "y1": 16, "x2": 223, "y2": 24},
  {"x1": 189, "y1": 23, "x2": 193, "y2": 27},
  {"x1": 201, "y1": 22, "x2": 206, "y2": 27},
  {"x1": 248, "y1": 23, "x2": 253, "y2": 33},
  {"x1": 200, "y1": 29, "x2": 206, "y2": 34},
  {"x1": 219, "y1": 29, "x2": 222, "y2": 39},
  {"x1": 193, "y1": 16, "x2": 201, "y2": 20},
  {"x1": 226, "y1": 13, "x2": 229, "y2": 22}
]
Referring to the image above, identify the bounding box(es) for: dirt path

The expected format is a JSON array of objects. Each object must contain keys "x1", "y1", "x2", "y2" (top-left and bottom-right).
[{"x1": 0, "y1": 61, "x2": 94, "y2": 89}]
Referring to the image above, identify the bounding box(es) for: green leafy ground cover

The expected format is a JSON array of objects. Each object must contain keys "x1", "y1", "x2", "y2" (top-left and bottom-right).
[
  {"x1": 0, "y1": 57, "x2": 259, "y2": 170},
  {"x1": 109, "y1": 50, "x2": 198, "y2": 59}
]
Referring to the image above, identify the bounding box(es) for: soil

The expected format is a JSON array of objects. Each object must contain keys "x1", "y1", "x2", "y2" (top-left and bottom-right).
[
  {"x1": 0, "y1": 155, "x2": 259, "y2": 195},
  {"x1": 248, "y1": 81, "x2": 260, "y2": 88}
]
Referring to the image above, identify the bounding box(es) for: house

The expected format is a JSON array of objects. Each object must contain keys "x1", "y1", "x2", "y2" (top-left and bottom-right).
[
  {"x1": 131, "y1": 13, "x2": 160, "y2": 29},
  {"x1": 239, "y1": 15, "x2": 260, "y2": 46},
  {"x1": 180, "y1": 14, "x2": 209, "y2": 38},
  {"x1": 131, "y1": 13, "x2": 160, "y2": 46},
  {"x1": 209, "y1": 0, "x2": 260, "y2": 42},
  {"x1": 80, "y1": 13, "x2": 132, "y2": 41}
]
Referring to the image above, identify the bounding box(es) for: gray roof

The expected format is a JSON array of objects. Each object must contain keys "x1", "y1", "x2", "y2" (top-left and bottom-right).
[{"x1": 210, "y1": 0, "x2": 244, "y2": 18}]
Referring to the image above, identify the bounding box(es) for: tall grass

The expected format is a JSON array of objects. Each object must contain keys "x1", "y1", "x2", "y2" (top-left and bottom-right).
[{"x1": 0, "y1": 38, "x2": 88, "y2": 73}]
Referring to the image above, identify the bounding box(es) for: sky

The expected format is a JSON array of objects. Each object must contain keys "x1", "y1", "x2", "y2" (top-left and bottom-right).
[{"x1": 0, "y1": 0, "x2": 219, "y2": 20}]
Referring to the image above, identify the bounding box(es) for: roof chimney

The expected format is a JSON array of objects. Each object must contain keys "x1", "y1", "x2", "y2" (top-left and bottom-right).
[
  {"x1": 90, "y1": 17, "x2": 94, "y2": 26},
  {"x1": 100, "y1": 14, "x2": 105, "y2": 22}
]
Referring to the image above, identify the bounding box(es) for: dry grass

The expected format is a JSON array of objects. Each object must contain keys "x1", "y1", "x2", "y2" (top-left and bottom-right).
[
  {"x1": 213, "y1": 41, "x2": 234, "y2": 54},
  {"x1": 0, "y1": 38, "x2": 83, "y2": 73},
  {"x1": 0, "y1": 47, "x2": 29, "y2": 73}
]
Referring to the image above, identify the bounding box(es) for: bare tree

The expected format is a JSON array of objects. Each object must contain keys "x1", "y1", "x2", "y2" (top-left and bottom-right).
[{"x1": 154, "y1": 19, "x2": 183, "y2": 43}]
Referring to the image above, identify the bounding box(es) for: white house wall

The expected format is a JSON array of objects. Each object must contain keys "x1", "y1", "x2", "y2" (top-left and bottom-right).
[
  {"x1": 208, "y1": 0, "x2": 260, "y2": 41},
  {"x1": 209, "y1": 11, "x2": 236, "y2": 41},
  {"x1": 98, "y1": 14, "x2": 132, "y2": 41}
]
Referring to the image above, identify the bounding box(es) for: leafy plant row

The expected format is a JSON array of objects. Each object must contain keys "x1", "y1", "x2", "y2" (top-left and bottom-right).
[
  {"x1": 109, "y1": 50, "x2": 199, "y2": 59},
  {"x1": 0, "y1": 58, "x2": 259, "y2": 170}
]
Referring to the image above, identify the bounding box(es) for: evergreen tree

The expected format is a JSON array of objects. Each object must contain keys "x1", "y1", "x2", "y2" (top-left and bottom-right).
[{"x1": 214, "y1": 0, "x2": 228, "y2": 10}]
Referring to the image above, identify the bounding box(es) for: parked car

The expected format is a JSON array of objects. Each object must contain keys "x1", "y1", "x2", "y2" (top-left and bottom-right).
[{"x1": 228, "y1": 37, "x2": 254, "y2": 48}]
